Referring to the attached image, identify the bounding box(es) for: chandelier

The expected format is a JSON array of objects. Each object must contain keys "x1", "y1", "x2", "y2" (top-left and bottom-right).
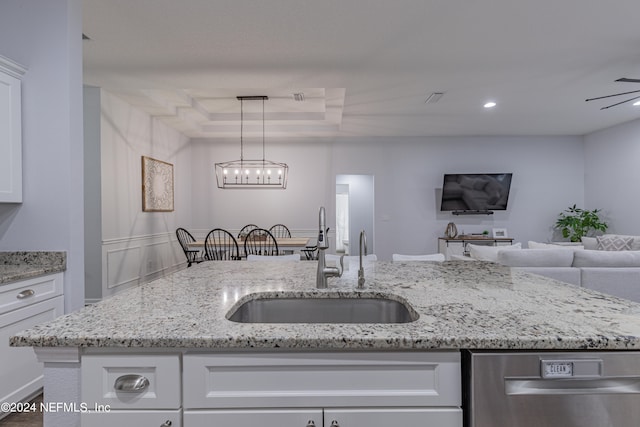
[{"x1": 215, "y1": 96, "x2": 289, "y2": 189}]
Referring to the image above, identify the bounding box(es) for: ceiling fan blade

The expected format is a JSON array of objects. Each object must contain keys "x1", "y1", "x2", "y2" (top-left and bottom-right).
[
  {"x1": 616, "y1": 78, "x2": 640, "y2": 83},
  {"x1": 600, "y1": 94, "x2": 640, "y2": 110},
  {"x1": 586, "y1": 89, "x2": 640, "y2": 102}
]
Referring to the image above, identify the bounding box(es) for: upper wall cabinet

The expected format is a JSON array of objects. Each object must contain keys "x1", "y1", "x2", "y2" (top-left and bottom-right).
[{"x1": 0, "y1": 55, "x2": 26, "y2": 203}]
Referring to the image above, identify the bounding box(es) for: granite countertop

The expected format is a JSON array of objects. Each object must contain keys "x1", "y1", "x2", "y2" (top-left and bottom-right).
[
  {"x1": 10, "y1": 259, "x2": 640, "y2": 350},
  {"x1": 0, "y1": 252, "x2": 67, "y2": 285}
]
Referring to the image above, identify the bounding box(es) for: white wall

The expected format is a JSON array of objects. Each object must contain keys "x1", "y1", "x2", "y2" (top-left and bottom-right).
[
  {"x1": 99, "y1": 91, "x2": 192, "y2": 298},
  {"x1": 0, "y1": 0, "x2": 84, "y2": 311},
  {"x1": 190, "y1": 135, "x2": 585, "y2": 260},
  {"x1": 84, "y1": 86, "x2": 102, "y2": 301},
  {"x1": 584, "y1": 118, "x2": 640, "y2": 235}
]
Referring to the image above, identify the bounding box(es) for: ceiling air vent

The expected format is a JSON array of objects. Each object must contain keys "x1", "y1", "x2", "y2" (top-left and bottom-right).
[{"x1": 425, "y1": 92, "x2": 444, "y2": 104}]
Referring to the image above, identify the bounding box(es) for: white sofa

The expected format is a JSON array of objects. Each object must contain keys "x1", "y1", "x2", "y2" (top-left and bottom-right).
[{"x1": 461, "y1": 235, "x2": 640, "y2": 303}]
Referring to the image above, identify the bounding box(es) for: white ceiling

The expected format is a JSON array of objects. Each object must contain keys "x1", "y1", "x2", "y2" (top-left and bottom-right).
[{"x1": 82, "y1": 0, "x2": 640, "y2": 138}]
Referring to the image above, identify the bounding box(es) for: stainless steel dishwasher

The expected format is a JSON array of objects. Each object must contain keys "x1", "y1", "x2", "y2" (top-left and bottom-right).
[{"x1": 463, "y1": 350, "x2": 640, "y2": 427}]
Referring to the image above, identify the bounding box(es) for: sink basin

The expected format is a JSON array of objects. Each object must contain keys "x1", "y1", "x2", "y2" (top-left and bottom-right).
[{"x1": 228, "y1": 296, "x2": 418, "y2": 324}]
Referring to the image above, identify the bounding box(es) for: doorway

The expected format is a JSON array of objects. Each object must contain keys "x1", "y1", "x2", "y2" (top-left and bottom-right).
[{"x1": 336, "y1": 175, "x2": 374, "y2": 256}]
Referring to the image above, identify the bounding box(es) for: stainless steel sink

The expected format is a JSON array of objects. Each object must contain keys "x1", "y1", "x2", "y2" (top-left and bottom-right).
[{"x1": 228, "y1": 296, "x2": 418, "y2": 324}]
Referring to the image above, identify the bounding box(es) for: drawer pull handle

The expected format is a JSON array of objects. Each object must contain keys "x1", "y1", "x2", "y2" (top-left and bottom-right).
[
  {"x1": 16, "y1": 289, "x2": 35, "y2": 299},
  {"x1": 330, "y1": 421, "x2": 340, "y2": 427},
  {"x1": 114, "y1": 374, "x2": 150, "y2": 392},
  {"x1": 307, "y1": 421, "x2": 316, "y2": 427},
  {"x1": 160, "y1": 421, "x2": 172, "y2": 427}
]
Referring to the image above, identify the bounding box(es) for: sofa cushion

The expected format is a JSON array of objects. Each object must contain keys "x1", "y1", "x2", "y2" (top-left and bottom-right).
[
  {"x1": 572, "y1": 250, "x2": 640, "y2": 267},
  {"x1": 581, "y1": 268, "x2": 640, "y2": 303},
  {"x1": 596, "y1": 235, "x2": 633, "y2": 251},
  {"x1": 498, "y1": 249, "x2": 574, "y2": 267},
  {"x1": 528, "y1": 241, "x2": 584, "y2": 251},
  {"x1": 602, "y1": 234, "x2": 640, "y2": 251},
  {"x1": 468, "y1": 242, "x2": 521, "y2": 262},
  {"x1": 581, "y1": 236, "x2": 598, "y2": 250}
]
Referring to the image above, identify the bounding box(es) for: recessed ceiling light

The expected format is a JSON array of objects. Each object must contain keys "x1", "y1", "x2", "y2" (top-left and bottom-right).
[
  {"x1": 633, "y1": 100, "x2": 640, "y2": 106},
  {"x1": 484, "y1": 101, "x2": 497, "y2": 108}
]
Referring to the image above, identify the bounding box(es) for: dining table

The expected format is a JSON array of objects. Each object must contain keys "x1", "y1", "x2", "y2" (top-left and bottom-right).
[{"x1": 189, "y1": 237, "x2": 312, "y2": 252}]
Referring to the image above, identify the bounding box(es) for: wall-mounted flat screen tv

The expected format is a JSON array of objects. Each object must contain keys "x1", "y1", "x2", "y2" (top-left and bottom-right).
[{"x1": 440, "y1": 173, "x2": 513, "y2": 213}]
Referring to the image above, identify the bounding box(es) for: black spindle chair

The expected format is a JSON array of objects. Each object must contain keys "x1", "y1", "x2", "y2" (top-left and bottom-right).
[
  {"x1": 176, "y1": 227, "x2": 204, "y2": 267},
  {"x1": 204, "y1": 228, "x2": 241, "y2": 261},
  {"x1": 244, "y1": 228, "x2": 279, "y2": 257}
]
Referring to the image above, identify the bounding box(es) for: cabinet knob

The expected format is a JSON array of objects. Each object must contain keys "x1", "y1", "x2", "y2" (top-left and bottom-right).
[
  {"x1": 113, "y1": 374, "x2": 150, "y2": 392},
  {"x1": 160, "y1": 421, "x2": 172, "y2": 427},
  {"x1": 330, "y1": 421, "x2": 340, "y2": 427},
  {"x1": 16, "y1": 289, "x2": 35, "y2": 299}
]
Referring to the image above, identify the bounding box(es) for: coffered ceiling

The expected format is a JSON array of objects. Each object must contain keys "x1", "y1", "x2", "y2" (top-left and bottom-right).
[{"x1": 83, "y1": 0, "x2": 640, "y2": 138}]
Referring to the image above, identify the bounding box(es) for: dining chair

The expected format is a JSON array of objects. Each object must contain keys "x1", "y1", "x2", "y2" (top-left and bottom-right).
[
  {"x1": 392, "y1": 253, "x2": 445, "y2": 262},
  {"x1": 268, "y1": 223, "x2": 293, "y2": 254},
  {"x1": 204, "y1": 228, "x2": 241, "y2": 261},
  {"x1": 244, "y1": 228, "x2": 279, "y2": 257},
  {"x1": 268, "y1": 224, "x2": 291, "y2": 238},
  {"x1": 238, "y1": 224, "x2": 259, "y2": 239},
  {"x1": 176, "y1": 227, "x2": 204, "y2": 267}
]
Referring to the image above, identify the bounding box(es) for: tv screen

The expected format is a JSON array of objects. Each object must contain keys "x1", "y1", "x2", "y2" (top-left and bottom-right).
[{"x1": 440, "y1": 173, "x2": 513, "y2": 212}]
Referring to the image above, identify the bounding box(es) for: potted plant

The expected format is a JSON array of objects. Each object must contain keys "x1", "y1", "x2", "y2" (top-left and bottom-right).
[{"x1": 554, "y1": 204, "x2": 608, "y2": 242}]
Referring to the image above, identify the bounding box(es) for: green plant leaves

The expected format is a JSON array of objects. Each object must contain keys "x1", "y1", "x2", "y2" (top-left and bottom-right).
[{"x1": 554, "y1": 204, "x2": 608, "y2": 242}]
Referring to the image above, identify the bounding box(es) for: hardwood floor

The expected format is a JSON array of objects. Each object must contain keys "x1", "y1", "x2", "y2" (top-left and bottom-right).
[{"x1": 1, "y1": 394, "x2": 43, "y2": 427}]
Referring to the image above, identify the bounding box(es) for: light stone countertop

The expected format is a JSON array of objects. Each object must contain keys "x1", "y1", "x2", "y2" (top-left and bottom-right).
[
  {"x1": 10, "y1": 259, "x2": 640, "y2": 350},
  {"x1": 0, "y1": 251, "x2": 66, "y2": 285}
]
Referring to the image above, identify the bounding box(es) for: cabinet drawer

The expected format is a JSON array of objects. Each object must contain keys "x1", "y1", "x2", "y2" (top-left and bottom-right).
[
  {"x1": 82, "y1": 409, "x2": 181, "y2": 427},
  {"x1": 184, "y1": 351, "x2": 461, "y2": 409},
  {"x1": 325, "y1": 408, "x2": 463, "y2": 427},
  {"x1": 184, "y1": 409, "x2": 322, "y2": 427},
  {"x1": 81, "y1": 354, "x2": 180, "y2": 409},
  {"x1": 0, "y1": 273, "x2": 63, "y2": 315}
]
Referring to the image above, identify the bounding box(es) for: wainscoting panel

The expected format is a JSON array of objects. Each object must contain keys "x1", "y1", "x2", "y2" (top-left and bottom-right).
[
  {"x1": 101, "y1": 232, "x2": 184, "y2": 300},
  {"x1": 105, "y1": 246, "x2": 141, "y2": 292}
]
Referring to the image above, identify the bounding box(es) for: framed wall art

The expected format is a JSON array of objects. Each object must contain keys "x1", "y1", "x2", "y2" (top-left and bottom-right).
[
  {"x1": 141, "y1": 156, "x2": 174, "y2": 212},
  {"x1": 492, "y1": 227, "x2": 508, "y2": 238}
]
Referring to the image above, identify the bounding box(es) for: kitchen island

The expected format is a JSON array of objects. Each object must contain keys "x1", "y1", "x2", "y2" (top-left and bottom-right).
[{"x1": 10, "y1": 259, "x2": 640, "y2": 426}]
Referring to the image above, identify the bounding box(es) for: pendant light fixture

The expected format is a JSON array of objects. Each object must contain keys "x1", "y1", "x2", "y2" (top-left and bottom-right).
[{"x1": 215, "y1": 96, "x2": 289, "y2": 189}]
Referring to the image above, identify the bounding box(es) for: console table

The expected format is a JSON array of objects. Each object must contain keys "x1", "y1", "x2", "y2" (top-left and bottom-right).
[{"x1": 438, "y1": 236, "x2": 514, "y2": 260}]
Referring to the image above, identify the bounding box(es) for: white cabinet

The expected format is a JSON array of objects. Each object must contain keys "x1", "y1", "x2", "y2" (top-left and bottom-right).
[
  {"x1": 82, "y1": 409, "x2": 181, "y2": 427},
  {"x1": 81, "y1": 353, "x2": 181, "y2": 425},
  {"x1": 0, "y1": 273, "x2": 63, "y2": 412},
  {"x1": 186, "y1": 408, "x2": 460, "y2": 427},
  {"x1": 184, "y1": 409, "x2": 322, "y2": 427},
  {"x1": 183, "y1": 351, "x2": 462, "y2": 427},
  {"x1": 0, "y1": 55, "x2": 26, "y2": 203},
  {"x1": 77, "y1": 350, "x2": 462, "y2": 426}
]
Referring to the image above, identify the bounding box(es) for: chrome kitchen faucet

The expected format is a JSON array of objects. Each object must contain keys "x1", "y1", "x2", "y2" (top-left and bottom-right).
[{"x1": 316, "y1": 206, "x2": 343, "y2": 288}]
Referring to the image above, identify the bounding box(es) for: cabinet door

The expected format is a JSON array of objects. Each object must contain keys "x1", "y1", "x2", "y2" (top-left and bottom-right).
[
  {"x1": 324, "y1": 408, "x2": 462, "y2": 427},
  {"x1": 0, "y1": 296, "x2": 64, "y2": 405},
  {"x1": 0, "y1": 56, "x2": 25, "y2": 203},
  {"x1": 82, "y1": 409, "x2": 181, "y2": 427},
  {"x1": 184, "y1": 409, "x2": 322, "y2": 427}
]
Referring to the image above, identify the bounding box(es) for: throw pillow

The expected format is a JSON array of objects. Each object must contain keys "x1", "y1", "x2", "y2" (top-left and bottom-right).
[
  {"x1": 602, "y1": 234, "x2": 640, "y2": 251},
  {"x1": 581, "y1": 236, "x2": 598, "y2": 250},
  {"x1": 468, "y1": 242, "x2": 521, "y2": 262},
  {"x1": 596, "y1": 235, "x2": 633, "y2": 251}
]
